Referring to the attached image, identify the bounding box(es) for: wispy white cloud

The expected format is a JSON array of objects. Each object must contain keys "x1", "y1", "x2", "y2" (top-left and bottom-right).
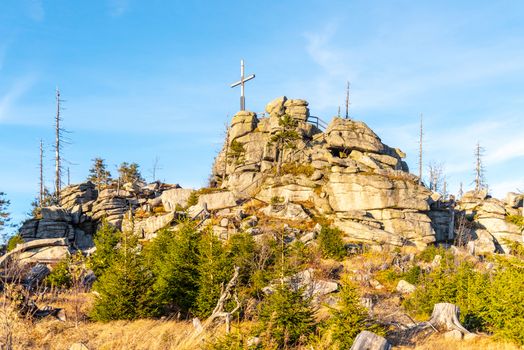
[
  {"x1": 0, "y1": 75, "x2": 37, "y2": 122},
  {"x1": 301, "y1": 24, "x2": 524, "y2": 112},
  {"x1": 108, "y1": 0, "x2": 129, "y2": 17}
]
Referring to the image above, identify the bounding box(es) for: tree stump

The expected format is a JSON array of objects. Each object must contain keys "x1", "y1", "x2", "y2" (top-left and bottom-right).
[
  {"x1": 350, "y1": 331, "x2": 391, "y2": 350},
  {"x1": 426, "y1": 303, "x2": 470, "y2": 335}
]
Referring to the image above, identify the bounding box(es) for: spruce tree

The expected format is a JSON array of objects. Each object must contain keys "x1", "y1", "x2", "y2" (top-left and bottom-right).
[
  {"x1": 269, "y1": 114, "x2": 300, "y2": 175},
  {"x1": 257, "y1": 284, "x2": 315, "y2": 348},
  {"x1": 90, "y1": 230, "x2": 153, "y2": 321},
  {"x1": 146, "y1": 223, "x2": 200, "y2": 315},
  {"x1": 89, "y1": 221, "x2": 121, "y2": 277},
  {"x1": 328, "y1": 277, "x2": 384, "y2": 349},
  {"x1": 194, "y1": 230, "x2": 232, "y2": 318},
  {"x1": 87, "y1": 157, "x2": 112, "y2": 191},
  {"x1": 118, "y1": 162, "x2": 144, "y2": 184}
]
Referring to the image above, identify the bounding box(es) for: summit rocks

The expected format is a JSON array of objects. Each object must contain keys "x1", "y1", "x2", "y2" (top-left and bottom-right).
[{"x1": 211, "y1": 96, "x2": 451, "y2": 249}]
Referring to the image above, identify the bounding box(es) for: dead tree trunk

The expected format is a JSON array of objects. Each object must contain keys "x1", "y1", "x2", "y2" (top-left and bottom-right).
[
  {"x1": 39, "y1": 139, "x2": 44, "y2": 206},
  {"x1": 350, "y1": 331, "x2": 391, "y2": 350},
  {"x1": 55, "y1": 88, "x2": 62, "y2": 203},
  {"x1": 192, "y1": 266, "x2": 241, "y2": 336},
  {"x1": 345, "y1": 81, "x2": 350, "y2": 119},
  {"x1": 418, "y1": 113, "x2": 423, "y2": 185},
  {"x1": 206, "y1": 265, "x2": 240, "y2": 332}
]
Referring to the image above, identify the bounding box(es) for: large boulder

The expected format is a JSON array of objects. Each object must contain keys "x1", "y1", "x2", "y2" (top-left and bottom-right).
[
  {"x1": 505, "y1": 192, "x2": 523, "y2": 209},
  {"x1": 41, "y1": 206, "x2": 72, "y2": 222},
  {"x1": 261, "y1": 202, "x2": 310, "y2": 220},
  {"x1": 265, "y1": 96, "x2": 287, "y2": 117},
  {"x1": 325, "y1": 118, "x2": 385, "y2": 154},
  {"x1": 327, "y1": 173, "x2": 430, "y2": 212},
  {"x1": 284, "y1": 99, "x2": 309, "y2": 121},
  {"x1": 161, "y1": 188, "x2": 193, "y2": 211},
  {"x1": 334, "y1": 216, "x2": 404, "y2": 247},
  {"x1": 123, "y1": 212, "x2": 176, "y2": 240},
  {"x1": 36, "y1": 220, "x2": 74, "y2": 239},
  {"x1": 467, "y1": 229, "x2": 497, "y2": 255},
  {"x1": 60, "y1": 182, "x2": 97, "y2": 210},
  {"x1": 229, "y1": 111, "x2": 258, "y2": 141},
  {"x1": 198, "y1": 191, "x2": 237, "y2": 211}
]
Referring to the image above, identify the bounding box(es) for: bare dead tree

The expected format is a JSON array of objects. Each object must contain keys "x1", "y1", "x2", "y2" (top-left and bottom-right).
[
  {"x1": 39, "y1": 140, "x2": 44, "y2": 206},
  {"x1": 207, "y1": 266, "x2": 241, "y2": 334},
  {"x1": 418, "y1": 114, "x2": 423, "y2": 185},
  {"x1": 427, "y1": 162, "x2": 445, "y2": 193},
  {"x1": 53, "y1": 88, "x2": 73, "y2": 203},
  {"x1": 337, "y1": 106, "x2": 341, "y2": 118},
  {"x1": 55, "y1": 88, "x2": 62, "y2": 202},
  {"x1": 67, "y1": 167, "x2": 71, "y2": 187},
  {"x1": 458, "y1": 182, "x2": 463, "y2": 198},
  {"x1": 149, "y1": 156, "x2": 162, "y2": 182},
  {"x1": 474, "y1": 142, "x2": 487, "y2": 192},
  {"x1": 345, "y1": 81, "x2": 350, "y2": 119}
]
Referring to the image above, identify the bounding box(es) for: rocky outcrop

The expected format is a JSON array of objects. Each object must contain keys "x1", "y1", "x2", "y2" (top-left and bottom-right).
[
  {"x1": 211, "y1": 96, "x2": 448, "y2": 249},
  {"x1": 456, "y1": 190, "x2": 523, "y2": 254},
  {"x1": 17, "y1": 181, "x2": 191, "y2": 255}
]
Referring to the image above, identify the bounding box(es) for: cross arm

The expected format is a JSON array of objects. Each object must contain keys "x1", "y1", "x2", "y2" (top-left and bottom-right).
[{"x1": 230, "y1": 74, "x2": 255, "y2": 88}]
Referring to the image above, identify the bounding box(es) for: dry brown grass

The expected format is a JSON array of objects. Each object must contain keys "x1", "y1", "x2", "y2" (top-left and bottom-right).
[
  {"x1": 19, "y1": 318, "x2": 198, "y2": 350},
  {"x1": 0, "y1": 292, "x2": 241, "y2": 350},
  {"x1": 394, "y1": 333, "x2": 522, "y2": 350},
  {"x1": 1, "y1": 291, "x2": 520, "y2": 350}
]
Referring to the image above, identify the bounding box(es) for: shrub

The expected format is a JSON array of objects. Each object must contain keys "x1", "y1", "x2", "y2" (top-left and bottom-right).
[
  {"x1": 417, "y1": 245, "x2": 450, "y2": 263},
  {"x1": 228, "y1": 140, "x2": 246, "y2": 165},
  {"x1": 186, "y1": 191, "x2": 199, "y2": 207},
  {"x1": 204, "y1": 332, "x2": 246, "y2": 350},
  {"x1": 270, "y1": 196, "x2": 284, "y2": 205},
  {"x1": 257, "y1": 284, "x2": 316, "y2": 348},
  {"x1": 328, "y1": 277, "x2": 385, "y2": 349},
  {"x1": 506, "y1": 214, "x2": 524, "y2": 229},
  {"x1": 504, "y1": 240, "x2": 524, "y2": 259},
  {"x1": 6, "y1": 234, "x2": 23, "y2": 252},
  {"x1": 226, "y1": 233, "x2": 257, "y2": 288},
  {"x1": 403, "y1": 265, "x2": 422, "y2": 285},
  {"x1": 46, "y1": 258, "x2": 72, "y2": 288},
  {"x1": 318, "y1": 226, "x2": 346, "y2": 260}
]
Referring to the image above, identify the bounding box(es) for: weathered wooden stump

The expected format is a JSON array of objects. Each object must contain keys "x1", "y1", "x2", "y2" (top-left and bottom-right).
[
  {"x1": 350, "y1": 331, "x2": 391, "y2": 350},
  {"x1": 426, "y1": 303, "x2": 470, "y2": 334}
]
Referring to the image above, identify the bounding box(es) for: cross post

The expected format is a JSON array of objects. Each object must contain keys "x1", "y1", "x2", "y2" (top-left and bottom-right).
[{"x1": 230, "y1": 59, "x2": 255, "y2": 111}]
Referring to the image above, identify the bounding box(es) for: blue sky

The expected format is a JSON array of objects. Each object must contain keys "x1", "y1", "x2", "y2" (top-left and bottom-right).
[{"x1": 1, "y1": 0, "x2": 524, "y2": 232}]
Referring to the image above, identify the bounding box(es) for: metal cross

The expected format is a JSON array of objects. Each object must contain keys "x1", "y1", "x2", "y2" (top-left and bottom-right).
[{"x1": 230, "y1": 59, "x2": 255, "y2": 111}]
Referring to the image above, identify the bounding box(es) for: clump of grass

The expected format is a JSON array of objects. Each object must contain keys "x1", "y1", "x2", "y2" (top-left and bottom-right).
[{"x1": 280, "y1": 162, "x2": 315, "y2": 177}]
